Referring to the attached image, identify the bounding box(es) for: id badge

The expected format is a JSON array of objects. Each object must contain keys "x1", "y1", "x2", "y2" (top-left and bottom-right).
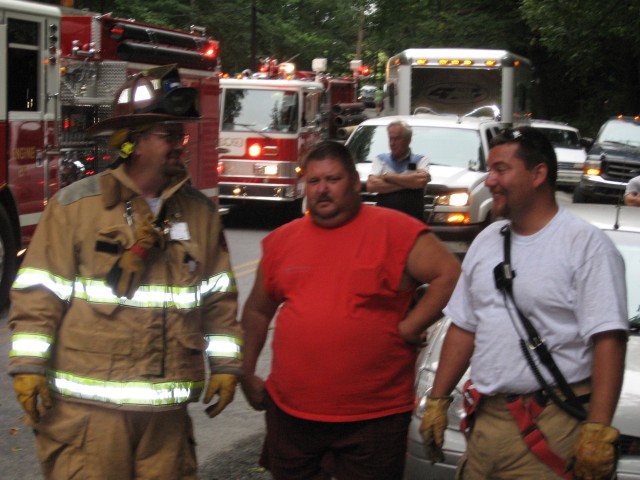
[{"x1": 170, "y1": 222, "x2": 191, "y2": 241}]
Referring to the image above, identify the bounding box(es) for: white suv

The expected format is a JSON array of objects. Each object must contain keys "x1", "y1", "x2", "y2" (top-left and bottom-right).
[
  {"x1": 523, "y1": 119, "x2": 589, "y2": 189},
  {"x1": 345, "y1": 114, "x2": 507, "y2": 254}
]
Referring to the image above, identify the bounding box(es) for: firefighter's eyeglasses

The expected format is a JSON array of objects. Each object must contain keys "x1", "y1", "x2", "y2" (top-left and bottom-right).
[{"x1": 147, "y1": 131, "x2": 189, "y2": 146}]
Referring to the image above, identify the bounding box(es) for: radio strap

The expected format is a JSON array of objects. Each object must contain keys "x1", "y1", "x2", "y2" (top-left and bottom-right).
[{"x1": 497, "y1": 224, "x2": 587, "y2": 421}]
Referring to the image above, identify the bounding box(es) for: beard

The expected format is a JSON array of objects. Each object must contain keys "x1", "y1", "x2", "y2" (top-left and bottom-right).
[{"x1": 164, "y1": 158, "x2": 188, "y2": 181}]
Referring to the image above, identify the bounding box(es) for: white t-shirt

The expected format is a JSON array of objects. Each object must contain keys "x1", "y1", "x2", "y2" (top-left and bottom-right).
[
  {"x1": 625, "y1": 175, "x2": 640, "y2": 195},
  {"x1": 444, "y1": 208, "x2": 628, "y2": 395}
]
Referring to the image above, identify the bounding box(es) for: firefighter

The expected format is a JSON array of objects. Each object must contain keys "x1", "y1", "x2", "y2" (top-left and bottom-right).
[{"x1": 8, "y1": 65, "x2": 243, "y2": 480}]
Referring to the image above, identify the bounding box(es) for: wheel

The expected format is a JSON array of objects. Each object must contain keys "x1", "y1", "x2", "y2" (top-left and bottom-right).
[
  {"x1": 0, "y1": 204, "x2": 18, "y2": 308},
  {"x1": 282, "y1": 199, "x2": 304, "y2": 223},
  {"x1": 572, "y1": 185, "x2": 591, "y2": 203}
]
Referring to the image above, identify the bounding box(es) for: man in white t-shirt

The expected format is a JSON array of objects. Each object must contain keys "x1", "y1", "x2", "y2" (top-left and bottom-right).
[
  {"x1": 366, "y1": 120, "x2": 430, "y2": 221},
  {"x1": 624, "y1": 174, "x2": 640, "y2": 206},
  {"x1": 420, "y1": 126, "x2": 628, "y2": 479}
]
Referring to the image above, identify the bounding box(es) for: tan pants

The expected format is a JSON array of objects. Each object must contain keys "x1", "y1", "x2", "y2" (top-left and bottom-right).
[
  {"x1": 457, "y1": 382, "x2": 590, "y2": 480},
  {"x1": 33, "y1": 399, "x2": 197, "y2": 480}
]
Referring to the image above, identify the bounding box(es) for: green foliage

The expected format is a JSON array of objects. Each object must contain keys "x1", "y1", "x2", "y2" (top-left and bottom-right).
[{"x1": 53, "y1": 0, "x2": 640, "y2": 133}]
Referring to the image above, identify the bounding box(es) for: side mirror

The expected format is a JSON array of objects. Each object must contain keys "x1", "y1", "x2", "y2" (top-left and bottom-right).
[{"x1": 580, "y1": 137, "x2": 594, "y2": 149}]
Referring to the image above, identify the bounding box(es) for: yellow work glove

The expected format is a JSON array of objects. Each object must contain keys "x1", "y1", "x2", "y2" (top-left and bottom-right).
[
  {"x1": 203, "y1": 374, "x2": 238, "y2": 419},
  {"x1": 573, "y1": 422, "x2": 619, "y2": 480},
  {"x1": 419, "y1": 395, "x2": 453, "y2": 463},
  {"x1": 106, "y1": 214, "x2": 163, "y2": 299},
  {"x1": 14, "y1": 374, "x2": 52, "y2": 424}
]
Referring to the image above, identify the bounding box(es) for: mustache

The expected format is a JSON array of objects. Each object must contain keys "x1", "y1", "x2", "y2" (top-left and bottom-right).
[{"x1": 316, "y1": 193, "x2": 333, "y2": 202}]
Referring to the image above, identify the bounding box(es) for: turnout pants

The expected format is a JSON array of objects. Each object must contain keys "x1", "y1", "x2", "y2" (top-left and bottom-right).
[
  {"x1": 457, "y1": 381, "x2": 590, "y2": 479},
  {"x1": 33, "y1": 399, "x2": 197, "y2": 480}
]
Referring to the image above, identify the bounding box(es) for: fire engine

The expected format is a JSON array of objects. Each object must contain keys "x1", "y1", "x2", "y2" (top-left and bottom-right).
[
  {"x1": 0, "y1": 0, "x2": 222, "y2": 307},
  {"x1": 217, "y1": 57, "x2": 362, "y2": 215}
]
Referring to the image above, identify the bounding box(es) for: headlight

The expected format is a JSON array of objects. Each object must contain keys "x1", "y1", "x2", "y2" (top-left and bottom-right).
[
  {"x1": 583, "y1": 158, "x2": 602, "y2": 176},
  {"x1": 436, "y1": 192, "x2": 469, "y2": 207}
]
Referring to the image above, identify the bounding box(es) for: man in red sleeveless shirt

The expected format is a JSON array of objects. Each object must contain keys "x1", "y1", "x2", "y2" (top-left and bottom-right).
[{"x1": 241, "y1": 141, "x2": 460, "y2": 480}]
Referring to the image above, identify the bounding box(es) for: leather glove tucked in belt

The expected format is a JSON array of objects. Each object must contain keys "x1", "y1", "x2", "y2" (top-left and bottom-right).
[
  {"x1": 14, "y1": 374, "x2": 52, "y2": 424},
  {"x1": 573, "y1": 422, "x2": 619, "y2": 480},
  {"x1": 106, "y1": 214, "x2": 163, "y2": 299},
  {"x1": 203, "y1": 374, "x2": 238, "y2": 419},
  {"x1": 419, "y1": 395, "x2": 453, "y2": 463}
]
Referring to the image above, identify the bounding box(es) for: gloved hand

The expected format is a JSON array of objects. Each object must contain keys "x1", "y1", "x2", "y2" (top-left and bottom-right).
[
  {"x1": 106, "y1": 214, "x2": 163, "y2": 299},
  {"x1": 203, "y1": 374, "x2": 238, "y2": 418},
  {"x1": 419, "y1": 395, "x2": 453, "y2": 463},
  {"x1": 14, "y1": 374, "x2": 52, "y2": 424},
  {"x1": 573, "y1": 422, "x2": 619, "y2": 479}
]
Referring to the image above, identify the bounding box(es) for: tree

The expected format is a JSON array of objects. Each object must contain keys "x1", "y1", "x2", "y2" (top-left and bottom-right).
[{"x1": 521, "y1": 0, "x2": 640, "y2": 133}]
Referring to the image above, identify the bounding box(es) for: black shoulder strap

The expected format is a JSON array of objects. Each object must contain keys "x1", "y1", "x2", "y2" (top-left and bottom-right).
[{"x1": 497, "y1": 225, "x2": 587, "y2": 420}]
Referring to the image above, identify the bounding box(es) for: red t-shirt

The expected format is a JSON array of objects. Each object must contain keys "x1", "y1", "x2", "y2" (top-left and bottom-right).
[{"x1": 262, "y1": 205, "x2": 429, "y2": 422}]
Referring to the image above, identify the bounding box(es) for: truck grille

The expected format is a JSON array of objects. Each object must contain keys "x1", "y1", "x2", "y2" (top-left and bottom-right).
[{"x1": 602, "y1": 158, "x2": 640, "y2": 182}]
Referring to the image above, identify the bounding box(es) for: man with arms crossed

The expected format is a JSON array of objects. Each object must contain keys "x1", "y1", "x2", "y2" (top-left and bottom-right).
[{"x1": 367, "y1": 120, "x2": 430, "y2": 221}]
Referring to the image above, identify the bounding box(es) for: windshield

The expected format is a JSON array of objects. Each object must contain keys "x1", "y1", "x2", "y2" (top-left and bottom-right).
[
  {"x1": 222, "y1": 88, "x2": 298, "y2": 133},
  {"x1": 536, "y1": 127, "x2": 581, "y2": 149},
  {"x1": 598, "y1": 121, "x2": 640, "y2": 147},
  {"x1": 347, "y1": 124, "x2": 484, "y2": 169},
  {"x1": 607, "y1": 230, "x2": 640, "y2": 326}
]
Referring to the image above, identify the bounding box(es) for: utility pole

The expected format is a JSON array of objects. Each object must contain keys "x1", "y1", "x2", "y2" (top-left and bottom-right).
[
  {"x1": 250, "y1": 0, "x2": 258, "y2": 71},
  {"x1": 355, "y1": 6, "x2": 365, "y2": 60}
]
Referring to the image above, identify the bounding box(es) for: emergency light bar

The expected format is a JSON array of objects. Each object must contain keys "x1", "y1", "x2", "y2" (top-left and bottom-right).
[{"x1": 413, "y1": 58, "x2": 502, "y2": 67}]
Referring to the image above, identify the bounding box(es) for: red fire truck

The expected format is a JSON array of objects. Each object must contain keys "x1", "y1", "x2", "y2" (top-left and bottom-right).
[
  {"x1": 217, "y1": 57, "x2": 361, "y2": 216},
  {"x1": 0, "y1": 0, "x2": 222, "y2": 307}
]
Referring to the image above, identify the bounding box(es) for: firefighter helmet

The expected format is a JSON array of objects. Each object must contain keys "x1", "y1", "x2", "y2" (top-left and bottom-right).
[{"x1": 86, "y1": 64, "x2": 199, "y2": 142}]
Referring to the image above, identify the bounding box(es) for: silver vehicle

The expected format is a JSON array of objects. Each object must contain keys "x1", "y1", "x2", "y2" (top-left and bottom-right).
[
  {"x1": 527, "y1": 120, "x2": 590, "y2": 188},
  {"x1": 358, "y1": 85, "x2": 378, "y2": 108},
  {"x1": 404, "y1": 203, "x2": 640, "y2": 479},
  {"x1": 345, "y1": 114, "x2": 507, "y2": 254}
]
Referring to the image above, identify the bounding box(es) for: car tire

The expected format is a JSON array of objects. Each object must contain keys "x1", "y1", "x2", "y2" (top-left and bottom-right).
[
  {"x1": 572, "y1": 185, "x2": 592, "y2": 203},
  {"x1": 0, "y1": 204, "x2": 18, "y2": 309}
]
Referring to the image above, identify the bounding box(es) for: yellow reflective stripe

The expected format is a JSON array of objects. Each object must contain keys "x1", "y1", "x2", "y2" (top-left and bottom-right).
[
  {"x1": 206, "y1": 335, "x2": 244, "y2": 359},
  {"x1": 73, "y1": 278, "x2": 188, "y2": 308},
  {"x1": 49, "y1": 370, "x2": 204, "y2": 406},
  {"x1": 12, "y1": 267, "x2": 74, "y2": 301},
  {"x1": 201, "y1": 271, "x2": 237, "y2": 296},
  {"x1": 11, "y1": 267, "x2": 235, "y2": 309},
  {"x1": 10, "y1": 333, "x2": 54, "y2": 359}
]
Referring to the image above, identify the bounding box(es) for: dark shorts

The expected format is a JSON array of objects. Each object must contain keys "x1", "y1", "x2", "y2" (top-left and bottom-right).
[{"x1": 260, "y1": 393, "x2": 411, "y2": 480}]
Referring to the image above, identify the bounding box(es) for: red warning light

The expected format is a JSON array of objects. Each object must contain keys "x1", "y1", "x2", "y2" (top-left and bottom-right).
[
  {"x1": 248, "y1": 143, "x2": 262, "y2": 158},
  {"x1": 203, "y1": 41, "x2": 218, "y2": 58},
  {"x1": 109, "y1": 25, "x2": 125, "y2": 41}
]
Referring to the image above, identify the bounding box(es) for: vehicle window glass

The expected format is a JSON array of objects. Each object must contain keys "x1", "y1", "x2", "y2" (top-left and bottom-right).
[
  {"x1": 598, "y1": 121, "x2": 640, "y2": 147},
  {"x1": 222, "y1": 88, "x2": 298, "y2": 133},
  {"x1": 537, "y1": 128, "x2": 580, "y2": 149},
  {"x1": 607, "y1": 230, "x2": 640, "y2": 323},
  {"x1": 8, "y1": 18, "x2": 40, "y2": 112},
  {"x1": 348, "y1": 125, "x2": 482, "y2": 169},
  {"x1": 303, "y1": 92, "x2": 318, "y2": 127}
]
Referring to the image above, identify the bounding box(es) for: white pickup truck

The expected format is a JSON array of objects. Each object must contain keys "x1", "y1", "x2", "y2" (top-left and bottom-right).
[{"x1": 345, "y1": 113, "x2": 507, "y2": 254}]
